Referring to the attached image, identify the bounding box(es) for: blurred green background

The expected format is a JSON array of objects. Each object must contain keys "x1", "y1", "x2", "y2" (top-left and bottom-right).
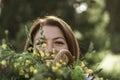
[{"x1": 0, "y1": 0, "x2": 120, "y2": 79}]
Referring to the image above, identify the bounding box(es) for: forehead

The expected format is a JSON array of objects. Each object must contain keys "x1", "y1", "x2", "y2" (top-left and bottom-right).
[{"x1": 34, "y1": 25, "x2": 64, "y2": 40}]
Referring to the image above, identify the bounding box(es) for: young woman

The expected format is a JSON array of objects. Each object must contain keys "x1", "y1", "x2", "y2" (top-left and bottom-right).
[
  {"x1": 24, "y1": 16, "x2": 80, "y2": 65},
  {"x1": 24, "y1": 16, "x2": 100, "y2": 80}
]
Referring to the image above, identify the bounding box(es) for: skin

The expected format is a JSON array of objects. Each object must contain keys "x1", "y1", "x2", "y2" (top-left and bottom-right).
[{"x1": 33, "y1": 25, "x2": 69, "y2": 63}]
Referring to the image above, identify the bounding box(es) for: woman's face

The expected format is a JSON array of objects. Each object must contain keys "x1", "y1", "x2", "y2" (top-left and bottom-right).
[{"x1": 33, "y1": 25, "x2": 68, "y2": 54}]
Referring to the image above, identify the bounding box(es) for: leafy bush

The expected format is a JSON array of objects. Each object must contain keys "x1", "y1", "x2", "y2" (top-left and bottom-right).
[{"x1": 0, "y1": 39, "x2": 104, "y2": 80}]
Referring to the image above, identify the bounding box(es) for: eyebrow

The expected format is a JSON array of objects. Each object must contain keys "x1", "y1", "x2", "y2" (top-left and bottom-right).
[{"x1": 53, "y1": 37, "x2": 65, "y2": 40}]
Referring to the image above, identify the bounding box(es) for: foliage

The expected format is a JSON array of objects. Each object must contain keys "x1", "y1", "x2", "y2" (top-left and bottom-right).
[
  {"x1": 0, "y1": 0, "x2": 120, "y2": 53},
  {"x1": 0, "y1": 40, "x2": 85, "y2": 80},
  {"x1": 0, "y1": 38, "x2": 105, "y2": 80}
]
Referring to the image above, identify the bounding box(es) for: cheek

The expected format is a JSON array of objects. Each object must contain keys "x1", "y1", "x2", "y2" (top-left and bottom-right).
[{"x1": 54, "y1": 45, "x2": 68, "y2": 53}]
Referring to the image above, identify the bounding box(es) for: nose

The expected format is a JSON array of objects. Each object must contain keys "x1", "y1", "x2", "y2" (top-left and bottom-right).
[{"x1": 45, "y1": 42, "x2": 53, "y2": 53}]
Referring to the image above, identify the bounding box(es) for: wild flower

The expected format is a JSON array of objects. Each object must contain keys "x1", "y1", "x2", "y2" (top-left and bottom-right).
[
  {"x1": 24, "y1": 73, "x2": 29, "y2": 78},
  {"x1": 1, "y1": 60, "x2": 7, "y2": 66},
  {"x1": 1, "y1": 43, "x2": 7, "y2": 49},
  {"x1": 0, "y1": 28, "x2": 103, "y2": 80},
  {"x1": 30, "y1": 66, "x2": 35, "y2": 72},
  {"x1": 0, "y1": 42, "x2": 104, "y2": 80}
]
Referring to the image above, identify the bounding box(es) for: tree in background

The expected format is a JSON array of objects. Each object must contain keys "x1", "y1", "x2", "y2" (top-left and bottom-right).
[
  {"x1": 105, "y1": 0, "x2": 120, "y2": 53},
  {"x1": 0, "y1": 0, "x2": 75, "y2": 38},
  {"x1": 0, "y1": 0, "x2": 75, "y2": 51},
  {"x1": 0, "y1": 0, "x2": 120, "y2": 53}
]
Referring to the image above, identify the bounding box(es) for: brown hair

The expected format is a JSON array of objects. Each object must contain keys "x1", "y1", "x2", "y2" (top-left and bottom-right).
[{"x1": 24, "y1": 16, "x2": 80, "y2": 60}]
